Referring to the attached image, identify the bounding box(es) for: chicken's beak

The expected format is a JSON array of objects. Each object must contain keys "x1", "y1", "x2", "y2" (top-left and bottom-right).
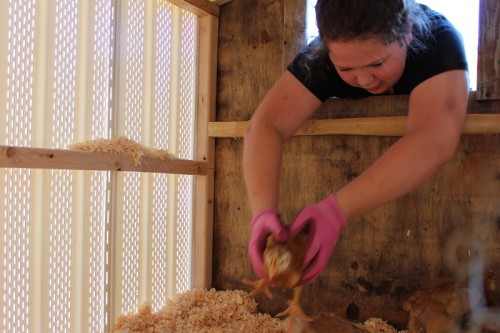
[{"x1": 267, "y1": 261, "x2": 277, "y2": 281}]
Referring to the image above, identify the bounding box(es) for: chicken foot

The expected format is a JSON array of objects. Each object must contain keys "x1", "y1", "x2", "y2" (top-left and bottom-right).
[
  {"x1": 276, "y1": 286, "x2": 312, "y2": 324},
  {"x1": 242, "y1": 278, "x2": 274, "y2": 299}
]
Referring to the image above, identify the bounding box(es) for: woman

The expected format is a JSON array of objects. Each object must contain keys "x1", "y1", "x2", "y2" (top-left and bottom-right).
[{"x1": 245, "y1": 0, "x2": 469, "y2": 286}]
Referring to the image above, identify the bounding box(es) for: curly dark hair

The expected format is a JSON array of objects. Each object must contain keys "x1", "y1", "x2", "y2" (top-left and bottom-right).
[
  {"x1": 300, "y1": 0, "x2": 431, "y2": 82},
  {"x1": 316, "y1": 0, "x2": 419, "y2": 44}
]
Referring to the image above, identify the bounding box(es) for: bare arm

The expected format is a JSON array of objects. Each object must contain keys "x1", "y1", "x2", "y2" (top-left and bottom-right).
[
  {"x1": 336, "y1": 70, "x2": 469, "y2": 220},
  {"x1": 243, "y1": 71, "x2": 323, "y2": 215}
]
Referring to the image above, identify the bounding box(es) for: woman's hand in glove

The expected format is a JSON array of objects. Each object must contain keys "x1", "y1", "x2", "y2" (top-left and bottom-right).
[
  {"x1": 248, "y1": 208, "x2": 288, "y2": 280},
  {"x1": 289, "y1": 195, "x2": 347, "y2": 285}
]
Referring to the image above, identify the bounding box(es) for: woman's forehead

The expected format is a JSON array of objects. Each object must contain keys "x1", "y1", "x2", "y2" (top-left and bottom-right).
[{"x1": 326, "y1": 39, "x2": 402, "y2": 67}]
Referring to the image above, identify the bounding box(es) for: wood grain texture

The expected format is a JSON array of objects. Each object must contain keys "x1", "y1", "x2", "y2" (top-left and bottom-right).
[
  {"x1": 216, "y1": 0, "x2": 285, "y2": 121},
  {"x1": 209, "y1": 92, "x2": 500, "y2": 137},
  {"x1": 193, "y1": 15, "x2": 219, "y2": 289},
  {"x1": 0, "y1": 145, "x2": 207, "y2": 175},
  {"x1": 283, "y1": 0, "x2": 307, "y2": 68},
  {"x1": 477, "y1": 0, "x2": 500, "y2": 100},
  {"x1": 208, "y1": 114, "x2": 500, "y2": 137},
  {"x1": 214, "y1": 134, "x2": 500, "y2": 328},
  {"x1": 213, "y1": 0, "x2": 500, "y2": 328}
]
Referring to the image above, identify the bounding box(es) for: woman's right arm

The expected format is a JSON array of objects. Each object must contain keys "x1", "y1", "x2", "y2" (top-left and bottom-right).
[{"x1": 243, "y1": 70, "x2": 323, "y2": 215}]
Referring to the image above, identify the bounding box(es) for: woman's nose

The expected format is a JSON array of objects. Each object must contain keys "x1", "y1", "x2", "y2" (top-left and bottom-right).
[{"x1": 356, "y1": 71, "x2": 374, "y2": 87}]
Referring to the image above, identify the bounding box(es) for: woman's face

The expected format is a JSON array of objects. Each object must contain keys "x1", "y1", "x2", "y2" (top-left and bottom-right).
[{"x1": 326, "y1": 36, "x2": 410, "y2": 94}]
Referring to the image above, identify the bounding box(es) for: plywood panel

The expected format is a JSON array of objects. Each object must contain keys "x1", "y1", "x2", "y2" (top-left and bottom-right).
[
  {"x1": 477, "y1": 0, "x2": 500, "y2": 100},
  {"x1": 213, "y1": 0, "x2": 500, "y2": 329},
  {"x1": 283, "y1": 0, "x2": 307, "y2": 67},
  {"x1": 216, "y1": 0, "x2": 285, "y2": 121},
  {"x1": 213, "y1": 133, "x2": 500, "y2": 328}
]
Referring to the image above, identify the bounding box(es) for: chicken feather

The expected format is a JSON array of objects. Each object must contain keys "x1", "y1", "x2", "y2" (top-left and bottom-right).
[{"x1": 244, "y1": 229, "x2": 311, "y2": 331}]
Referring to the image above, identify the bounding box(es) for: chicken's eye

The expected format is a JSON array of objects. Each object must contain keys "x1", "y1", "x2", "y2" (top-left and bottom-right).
[{"x1": 277, "y1": 253, "x2": 291, "y2": 269}]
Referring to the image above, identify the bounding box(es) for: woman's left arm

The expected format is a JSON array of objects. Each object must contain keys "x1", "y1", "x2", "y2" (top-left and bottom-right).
[{"x1": 336, "y1": 69, "x2": 469, "y2": 221}]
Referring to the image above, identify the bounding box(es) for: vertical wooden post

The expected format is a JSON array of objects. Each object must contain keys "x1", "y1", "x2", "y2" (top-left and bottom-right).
[
  {"x1": 477, "y1": 0, "x2": 500, "y2": 100},
  {"x1": 193, "y1": 13, "x2": 218, "y2": 289}
]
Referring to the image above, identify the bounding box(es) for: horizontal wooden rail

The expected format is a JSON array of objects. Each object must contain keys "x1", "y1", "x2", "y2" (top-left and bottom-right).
[
  {"x1": 208, "y1": 114, "x2": 500, "y2": 138},
  {"x1": 0, "y1": 146, "x2": 207, "y2": 175}
]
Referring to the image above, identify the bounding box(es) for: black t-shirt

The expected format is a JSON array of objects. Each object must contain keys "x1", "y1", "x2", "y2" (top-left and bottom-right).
[{"x1": 287, "y1": 4, "x2": 468, "y2": 102}]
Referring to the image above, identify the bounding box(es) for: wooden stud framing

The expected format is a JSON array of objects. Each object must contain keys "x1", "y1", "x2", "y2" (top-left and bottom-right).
[{"x1": 193, "y1": 14, "x2": 218, "y2": 289}]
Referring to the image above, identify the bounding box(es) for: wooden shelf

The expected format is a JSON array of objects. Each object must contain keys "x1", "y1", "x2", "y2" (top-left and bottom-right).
[
  {"x1": 0, "y1": 145, "x2": 207, "y2": 175},
  {"x1": 208, "y1": 114, "x2": 500, "y2": 138}
]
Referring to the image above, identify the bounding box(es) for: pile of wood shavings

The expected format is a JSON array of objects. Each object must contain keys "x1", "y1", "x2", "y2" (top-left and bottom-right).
[
  {"x1": 363, "y1": 318, "x2": 408, "y2": 333},
  {"x1": 113, "y1": 288, "x2": 409, "y2": 333},
  {"x1": 113, "y1": 288, "x2": 282, "y2": 333},
  {"x1": 69, "y1": 136, "x2": 175, "y2": 166}
]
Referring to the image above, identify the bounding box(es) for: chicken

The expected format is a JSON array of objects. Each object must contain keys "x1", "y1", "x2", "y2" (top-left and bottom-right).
[
  {"x1": 403, "y1": 270, "x2": 497, "y2": 333},
  {"x1": 403, "y1": 278, "x2": 469, "y2": 333},
  {"x1": 243, "y1": 230, "x2": 311, "y2": 330},
  {"x1": 283, "y1": 313, "x2": 370, "y2": 333}
]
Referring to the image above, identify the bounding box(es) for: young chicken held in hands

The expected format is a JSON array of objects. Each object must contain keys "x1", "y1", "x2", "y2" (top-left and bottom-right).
[{"x1": 243, "y1": 228, "x2": 311, "y2": 327}]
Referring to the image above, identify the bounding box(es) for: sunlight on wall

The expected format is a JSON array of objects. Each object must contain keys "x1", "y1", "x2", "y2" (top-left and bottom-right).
[{"x1": 306, "y1": 0, "x2": 479, "y2": 90}]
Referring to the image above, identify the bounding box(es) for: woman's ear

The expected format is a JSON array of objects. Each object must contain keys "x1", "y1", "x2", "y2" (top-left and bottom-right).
[{"x1": 404, "y1": 32, "x2": 413, "y2": 46}]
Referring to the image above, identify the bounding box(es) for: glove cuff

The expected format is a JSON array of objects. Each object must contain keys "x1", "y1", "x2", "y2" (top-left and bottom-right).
[
  {"x1": 251, "y1": 208, "x2": 279, "y2": 227},
  {"x1": 322, "y1": 194, "x2": 347, "y2": 229}
]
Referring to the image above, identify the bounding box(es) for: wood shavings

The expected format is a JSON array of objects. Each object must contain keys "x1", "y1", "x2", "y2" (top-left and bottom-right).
[
  {"x1": 280, "y1": 314, "x2": 407, "y2": 333},
  {"x1": 113, "y1": 288, "x2": 412, "y2": 333},
  {"x1": 113, "y1": 288, "x2": 282, "y2": 333},
  {"x1": 363, "y1": 318, "x2": 408, "y2": 333},
  {"x1": 69, "y1": 136, "x2": 175, "y2": 166}
]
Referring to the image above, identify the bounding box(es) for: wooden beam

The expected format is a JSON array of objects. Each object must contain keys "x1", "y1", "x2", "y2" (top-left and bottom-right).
[
  {"x1": 168, "y1": 0, "x2": 219, "y2": 17},
  {"x1": 208, "y1": 114, "x2": 500, "y2": 138},
  {"x1": 477, "y1": 0, "x2": 500, "y2": 100},
  {"x1": 0, "y1": 145, "x2": 207, "y2": 175},
  {"x1": 209, "y1": 0, "x2": 232, "y2": 5},
  {"x1": 193, "y1": 15, "x2": 218, "y2": 289}
]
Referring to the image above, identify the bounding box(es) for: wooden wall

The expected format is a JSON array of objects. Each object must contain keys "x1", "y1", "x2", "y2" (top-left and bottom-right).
[{"x1": 212, "y1": 0, "x2": 500, "y2": 328}]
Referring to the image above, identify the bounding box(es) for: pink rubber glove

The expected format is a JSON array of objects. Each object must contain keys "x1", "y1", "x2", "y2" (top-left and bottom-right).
[
  {"x1": 248, "y1": 208, "x2": 288, "y2": 280},
  {"x1": 289, "y1": 195, "x2": 346, "y2": 285}
]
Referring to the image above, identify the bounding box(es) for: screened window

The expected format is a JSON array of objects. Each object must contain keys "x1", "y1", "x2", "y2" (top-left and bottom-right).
[{"x1": 0, "y1": 1, "x2": 202, "y2": 332}]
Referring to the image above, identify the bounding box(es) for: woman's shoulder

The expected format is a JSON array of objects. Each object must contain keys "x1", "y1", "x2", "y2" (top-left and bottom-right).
[{"x1": 395, "y1": 6, "x2": 468, "y2": 94}]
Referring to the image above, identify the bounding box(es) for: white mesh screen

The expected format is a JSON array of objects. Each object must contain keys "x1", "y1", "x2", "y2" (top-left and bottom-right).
[
  {"x1": 118, "y1": 0, "x2": 145, "y2": 315},
  {"x1": 151, "y1": 0, "x2": 172, "y2": 311},
  {"x1": 5, "y1": 0, "x2": 36, "y2": 147},
  {"x1": 47, "y1": 1, "x2": 79, "y2": 330},
  {"x1": 1, "y1": 169, "x2": 32, "y2": 333},
  {"x1": 114, "y1": 0, "x2": 198, "y2": 317},
  {"x1": 2, "y1": 1, "x2": 36, "y2": 332},
  {"x1": 88, "y1": 172, "x2": 111, "y2": 332},
  {"x1": 0, "y1": 0, "x2": 200, "y2": 331},
  {"x1": 175, "y1": 9, "x2": 197, "y2": 294},
  {"x1": 48, "y1": 171, "x2": 74, "y2": 332},
  {"x1": 87, "y1": 0, "x2": 114, "y2": 331}
]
